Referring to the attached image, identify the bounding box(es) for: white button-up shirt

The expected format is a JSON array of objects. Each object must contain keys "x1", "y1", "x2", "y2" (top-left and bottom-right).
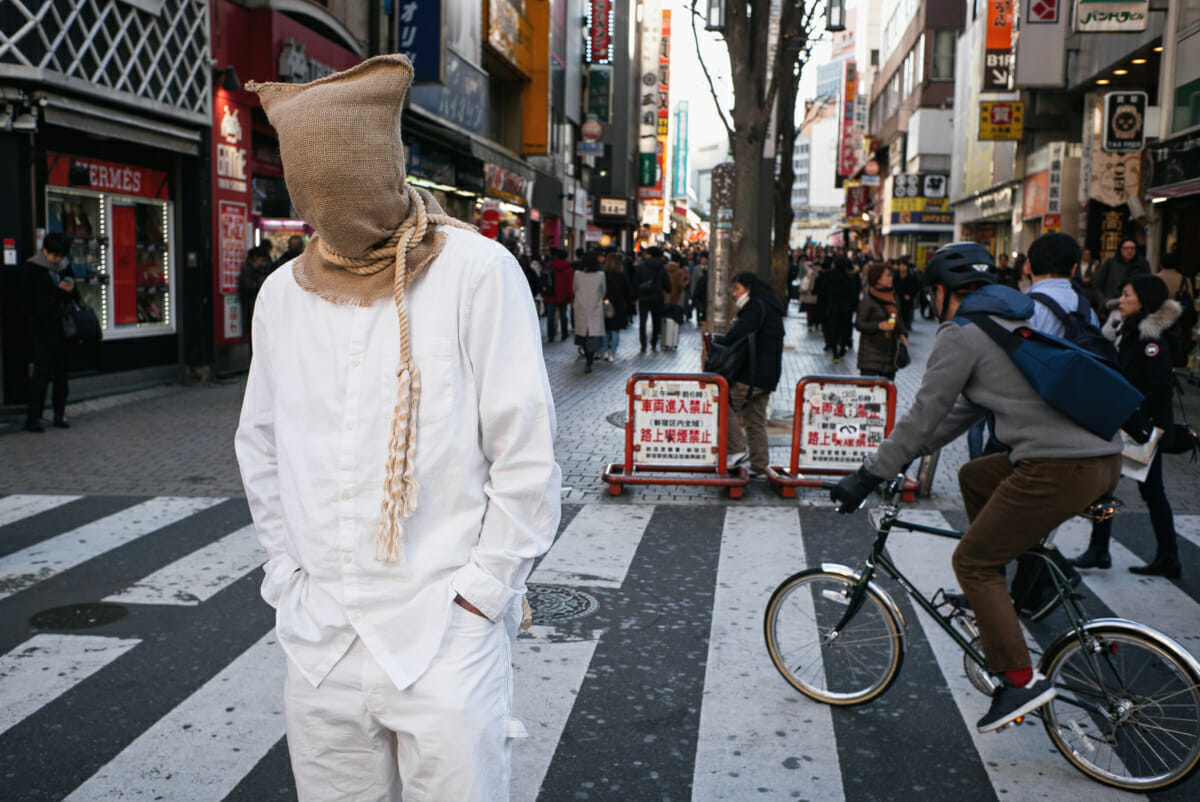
[{"x1": 235, "y1": 227, "x2": 561, "y2": 691}]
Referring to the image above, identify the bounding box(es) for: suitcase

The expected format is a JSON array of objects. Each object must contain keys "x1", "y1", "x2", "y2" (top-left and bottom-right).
[{"x1": 662, "y1": 318, "x2": 680, "y2": 350}]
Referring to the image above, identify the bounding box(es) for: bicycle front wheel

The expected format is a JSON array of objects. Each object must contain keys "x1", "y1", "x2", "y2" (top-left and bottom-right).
[
  {"x1": 1041, "y1": 622, "x2": 1200, "y2": 791},
  {"x1": 764, "y1": 569, "x2": 904, "y2": 706}
]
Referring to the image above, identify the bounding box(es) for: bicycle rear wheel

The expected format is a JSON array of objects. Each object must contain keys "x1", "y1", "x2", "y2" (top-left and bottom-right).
[
  {"x1": 1041, "y1": 621, "x2": 1200, "y2": 791},
  {"x1": 764, "y1": 569, "x2": 904, "y2": 706}
]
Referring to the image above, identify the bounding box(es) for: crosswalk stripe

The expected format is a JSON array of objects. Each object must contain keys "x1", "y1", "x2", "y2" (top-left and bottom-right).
[
  {"x1": 1055, "y1": 517, "x2": 1200, "y2": 651},
  {"x1": 693, "y1": 506, "x2": 846, "y2": 802},
  {"x1": 882, "y1": 510, "x2": 1140, "y2": 800},
  {"x1": 103, "y1": 524, "x2": 265, "y2": 606},
  {"x1": 0, "y1": 494, "x2": 82, "y2": 528},
  {"x1": 63, "y1": 631, "x2": 286, "y2": 802},
  {"x1": 0, "y1": 634, "x2": 141, "y2": 737},
  {"x1": 529, "y1": 504, "x2": 654, "y2": 588},
  {"x1": 1175, "y1": 514, "x2": 1200, "y2": 551},
  {"x1": 511, "y1": 626, "x2": 601, "y2": 802},
  {"x1": 0, "y1": 497, "x2": 224, "y2": 601}
]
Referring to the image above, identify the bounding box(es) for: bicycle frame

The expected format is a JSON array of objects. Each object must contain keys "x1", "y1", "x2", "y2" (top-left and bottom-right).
[{"x1": 831, "y1": 479, "x2": 1105, "y2": 682}]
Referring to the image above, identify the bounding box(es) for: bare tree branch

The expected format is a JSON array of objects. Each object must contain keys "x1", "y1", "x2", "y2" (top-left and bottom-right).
[{"x1": 689, "y1": 1, "x2": 734, "y2": 144}]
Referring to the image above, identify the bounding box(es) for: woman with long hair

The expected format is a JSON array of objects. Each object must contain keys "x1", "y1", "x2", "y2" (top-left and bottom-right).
[
  {"x1": 573, "y1": 250, "x2": 607, "y2": 373},
  {"x1": 603, "y1": 252, "x2": 632, "y2": 361}
]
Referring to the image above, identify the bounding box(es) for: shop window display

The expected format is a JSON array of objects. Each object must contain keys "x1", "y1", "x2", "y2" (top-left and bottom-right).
[{"x1": 46, "y1": 189, "x2": 173, "y2": 336}]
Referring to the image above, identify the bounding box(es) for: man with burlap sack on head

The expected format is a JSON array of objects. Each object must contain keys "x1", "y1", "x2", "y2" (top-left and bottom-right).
[{"x1": 234, "y1": 55, "x2": 561, "y2": 801}]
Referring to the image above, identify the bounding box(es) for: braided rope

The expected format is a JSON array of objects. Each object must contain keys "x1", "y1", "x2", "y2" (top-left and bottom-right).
[{"x1": 372, "y1": 186, "x2": 475, "y2": 564}]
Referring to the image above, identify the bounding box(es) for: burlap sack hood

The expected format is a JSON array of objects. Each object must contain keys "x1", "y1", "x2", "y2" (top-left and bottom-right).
[{"x1": 245, "y1": 54, "x2": 475, "y2": 563}]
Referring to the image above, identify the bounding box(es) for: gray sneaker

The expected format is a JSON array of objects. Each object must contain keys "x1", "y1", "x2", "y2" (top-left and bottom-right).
[{"x1": 977, "y1": 672, "x2": 1056, "y2": 733}]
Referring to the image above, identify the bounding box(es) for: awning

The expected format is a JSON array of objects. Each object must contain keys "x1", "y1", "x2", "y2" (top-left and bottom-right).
[
  {"x1": 42, "y1": 92, "x2": 202, "y2": 156},
  {"x1": 1146, "y1": 179, "x2": 1200, "y2": 200}
]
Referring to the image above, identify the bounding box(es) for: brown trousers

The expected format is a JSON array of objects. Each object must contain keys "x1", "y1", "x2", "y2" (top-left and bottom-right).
[
  {"x1": 956, "y1": 453, "x2": 1121, "y2": 673},
  {"x1": 726, "y1": 383, "x2": 770, "y2": 473}
]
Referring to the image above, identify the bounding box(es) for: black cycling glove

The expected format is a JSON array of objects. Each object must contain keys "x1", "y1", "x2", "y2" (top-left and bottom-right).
[{"x1": 830, "y1": 466, "x2": 883, "y2": 513}]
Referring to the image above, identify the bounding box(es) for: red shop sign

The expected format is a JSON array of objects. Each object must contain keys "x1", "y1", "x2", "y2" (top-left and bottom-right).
[{"x1": 46, "y1": 152, "x2": 168, "y2": 200}]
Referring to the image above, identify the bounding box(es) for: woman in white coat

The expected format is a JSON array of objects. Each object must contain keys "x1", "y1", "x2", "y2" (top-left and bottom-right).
[{"x1": 573, "y1": 250, "x2": 607, "y2": 372}]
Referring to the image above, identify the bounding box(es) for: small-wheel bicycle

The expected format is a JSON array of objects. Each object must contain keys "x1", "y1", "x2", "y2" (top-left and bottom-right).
[{"x1": 764, "y1": 475, "x2": 1200, "y2": 792}]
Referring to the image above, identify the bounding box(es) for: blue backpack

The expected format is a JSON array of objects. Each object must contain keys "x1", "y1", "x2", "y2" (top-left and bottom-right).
[
  {"x1": 1028, "y1": 290, "x2": 1119, "y2": 364},
  {"x1": 962, "y1": 313, "x2": 1143, "y2": 441}
]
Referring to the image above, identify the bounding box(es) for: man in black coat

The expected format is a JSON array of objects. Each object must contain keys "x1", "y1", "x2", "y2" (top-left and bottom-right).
[
  {"x1": 716, "y1": 272, "x2": 786, "y2": 476},
  {"x1": 23, "y1": 233, "x2": 75, "y2": 432},
  {"x1": 634, "y1": 246, "x2": 670, "y2": 352}
]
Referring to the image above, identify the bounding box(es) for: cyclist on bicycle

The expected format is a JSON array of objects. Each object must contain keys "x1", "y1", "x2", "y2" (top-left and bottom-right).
[{"x1": 830, "y1": 241, "x2": 1123, "y2": 733}]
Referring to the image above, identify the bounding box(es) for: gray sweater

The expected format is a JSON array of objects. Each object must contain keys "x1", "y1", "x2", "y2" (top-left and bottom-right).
[{"x1": 864, "y1": 285, "x2": 1122, "y2": 480}]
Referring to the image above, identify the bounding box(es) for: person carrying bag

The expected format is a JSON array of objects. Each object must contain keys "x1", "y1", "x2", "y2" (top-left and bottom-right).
[{"x1": 1069, "y1": 275, "x2": 1184, "y2": 578}]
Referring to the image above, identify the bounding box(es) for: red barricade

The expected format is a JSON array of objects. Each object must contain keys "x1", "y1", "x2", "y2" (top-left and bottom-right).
[
  {"x1": 602, "y1": 373, "x2": 750, "y2": 498},
  {"x1": 765, "y1": 375, "x2": 916, "y2": 499}
]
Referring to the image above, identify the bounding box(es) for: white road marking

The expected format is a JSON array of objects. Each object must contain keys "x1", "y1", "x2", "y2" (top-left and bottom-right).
[
  {"x1": 0, "y1": 497, "x2": 224, "y2": 601},
  {"x1": 530, "y1": 504, "x2": 654, "y2": 587},
  {"x1": 104, "y1": 524, "x2": 264, "y2": 606},
  {"x1": 0, "y1": 494, "x2": 81, "y2": 528},
  {"x1": 692, "y1": 506, "x2": 845, "y2": 802},
  {"x1": 65, "y1": 632, "x2": 286, "y2": 802},
  {"x1": 0, "y1": 634, "x2": 141, "y2": 736}
]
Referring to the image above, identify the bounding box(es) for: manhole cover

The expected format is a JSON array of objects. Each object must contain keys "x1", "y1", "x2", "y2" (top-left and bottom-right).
[
  {"x1": 606, "y1": 410, "x2": 627, "y2": 428},
  {"x1": 30, "y1": 602, "x2": 128, "y2": 630},
  {"x1": 526, "y1": 584, "x2": 598, "y2": 623}
]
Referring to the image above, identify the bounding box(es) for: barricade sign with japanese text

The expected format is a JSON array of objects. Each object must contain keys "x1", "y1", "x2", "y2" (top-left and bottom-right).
[
  {"x1": 766, "y1": 376, "x2": 913, "y2": 498},
  {"x1": 602, "y1": 373, "x2": 750, "y2": 497}
]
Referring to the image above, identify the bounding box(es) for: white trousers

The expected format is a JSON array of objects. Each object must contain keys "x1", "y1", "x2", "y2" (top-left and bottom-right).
[{"x1": 284, "y1": 603, "x2": 524, "y2": 802}]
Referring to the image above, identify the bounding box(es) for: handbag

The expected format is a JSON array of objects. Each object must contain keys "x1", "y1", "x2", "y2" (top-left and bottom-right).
[
  {"x1": 1120, "y1": 427, "x2": 1164, "y2": 482},
  {"x1": 705, "y1": 336, "x2": 751, "y2": 381},
  {"x1": 603, "y1": 298, "x2": 615, "y2": 319},
  {"x1": 62, "y1": 301, "x2": 102, "y2": 344},
  {"x1": 894, "y1": 339, "x2": 911, "y2": 370},
  {"x1": 1162, "y1": 375, "x2": 1199, "y2": 460}
]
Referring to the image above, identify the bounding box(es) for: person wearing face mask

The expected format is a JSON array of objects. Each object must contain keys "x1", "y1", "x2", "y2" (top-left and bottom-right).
[{"x1": 715, "y1": 271, "x2": 786, "y2": 476}]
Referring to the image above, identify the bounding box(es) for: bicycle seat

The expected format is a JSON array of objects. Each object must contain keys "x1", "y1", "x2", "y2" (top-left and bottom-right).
[{"x1": 1080, "y1": 495, "x2": 1122, "y2": 522}]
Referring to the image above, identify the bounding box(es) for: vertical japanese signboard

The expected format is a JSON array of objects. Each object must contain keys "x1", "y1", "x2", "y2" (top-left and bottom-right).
[
  {"x1": 1102, "y1": 91, "x2": 1147, "y2": 153},
  {"x1": 984, "y1": 1, "x2": 1013, "y2": 92},
  {"x1": 672, "y1": 101, "x2": 689, "y2": 200},
  {"x1": 639, "y1": 9, "x2": 671, "y2": 202},
  {"x1": 587, "y1": 0, "x2": 612, "y2": 63},
  {"x1": 212, "y1": 91, "x2": 251, "y2": 345},
  {"x1": 395, "y1": 0, "x2": 444, "y2": 82},
  {"x1": 637, "y1": 0, "x2": 661, "y2": 196},
  {"x1": 1045, "y1": 140, "x2": 1066, "y2": 226},
  {"x1": 837, "y1": 60, "x2": 858, "y2": 179}
]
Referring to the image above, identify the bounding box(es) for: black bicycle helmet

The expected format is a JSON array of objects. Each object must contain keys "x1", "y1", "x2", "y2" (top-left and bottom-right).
[{"x1": 924, "y1": 242, "x2": 997, "y2": 292}]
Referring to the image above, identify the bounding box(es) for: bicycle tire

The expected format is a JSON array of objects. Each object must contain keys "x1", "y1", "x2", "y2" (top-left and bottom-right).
[
  {"x1": 764, "y1": 568, "x2": 904, "y2": 706},
  {"x1": 1040, "y1": 620, "x2": 1200, "y2": 791}
]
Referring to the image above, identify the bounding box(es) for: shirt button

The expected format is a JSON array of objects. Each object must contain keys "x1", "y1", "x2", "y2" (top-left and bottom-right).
[
  {"x1": 345, "y1": 421, "x2": 355, "y2": 431},
  {"x1": 341, "y1": 489, "x2": 352, "y2": 500},
  {"x1": 343, "y1": 554, "x2": 352, "y2": 565},
  {"x1": 351, "y1": 357, "x2": 361, "y2": 367}
]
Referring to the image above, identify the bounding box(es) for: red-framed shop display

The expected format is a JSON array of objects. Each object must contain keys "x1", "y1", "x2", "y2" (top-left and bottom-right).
[
  {"x1": 765, "y1": 375, "x2": 916, "y2": 499},
  {"x1": 44, "y1": 152, "x2": 174, "y2": 339},
  {"x1": 602, "y1": 373, "x2": 750, "y2": 498}
]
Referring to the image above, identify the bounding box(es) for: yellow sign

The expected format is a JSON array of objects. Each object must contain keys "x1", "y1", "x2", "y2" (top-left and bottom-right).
[{"x1": 979, "y1": 102, "x2": 1024, "y2": 141}]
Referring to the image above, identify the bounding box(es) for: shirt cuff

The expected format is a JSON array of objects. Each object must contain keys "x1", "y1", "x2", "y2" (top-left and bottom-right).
[
  {"x1": 451, "y1": 560, "x2": 518, "y2": 623},
  {"x1": 260, "y1": 553, "x2": 301, "y2": 609}
]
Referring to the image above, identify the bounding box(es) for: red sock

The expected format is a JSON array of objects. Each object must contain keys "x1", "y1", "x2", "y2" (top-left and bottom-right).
[{"x1": 1005, "y1": 666, "x2": 1033, "y2": 687}]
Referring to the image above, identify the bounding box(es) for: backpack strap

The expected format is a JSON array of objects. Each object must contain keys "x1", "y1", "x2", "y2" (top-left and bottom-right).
[
  {"x1": 1028, "y1": 291, "x2": 1071, "y2": 328},
  {"x1": 962, "y1": 312, "x2": 1025, "y2": 355}
]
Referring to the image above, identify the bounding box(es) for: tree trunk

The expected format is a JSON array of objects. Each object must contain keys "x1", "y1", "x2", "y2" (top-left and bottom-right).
[{"x1": 771, "y1": 60, "x2": 801, "y2": 303}]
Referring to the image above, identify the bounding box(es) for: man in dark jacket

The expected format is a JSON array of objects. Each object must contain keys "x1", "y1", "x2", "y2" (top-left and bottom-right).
[
  {"x1": 23, "y1": 233, "x2": 75, "y2": 432},
  {"x1": 1091, "y1": 238, "x2": 1149, "y2": 315},
  {"x1": 820, "y1": 257, "x2": 860, "y2": 362},
  {"x1": 634, "y1": 246, "x2": 670, "y2": 352},
  {"x1": 717, "y1": 272, "x2": 786, "y2": 476},
  {"x1": 273, "y1": 235, "x2": 306, "y2": 270}
]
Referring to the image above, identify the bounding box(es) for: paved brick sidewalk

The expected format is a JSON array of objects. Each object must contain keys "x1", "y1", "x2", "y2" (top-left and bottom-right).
[{"x1": 2, "y1": 303, "x2": 1197, "y2": 514}]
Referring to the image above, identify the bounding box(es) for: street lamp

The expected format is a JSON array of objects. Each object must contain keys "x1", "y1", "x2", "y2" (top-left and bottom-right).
[
  {"x1": 825, "y1": 0, "x2": 846, "y2": 32},
  {"x1": 705, "y1": 0, "x2": 725, "y2": 33}
]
